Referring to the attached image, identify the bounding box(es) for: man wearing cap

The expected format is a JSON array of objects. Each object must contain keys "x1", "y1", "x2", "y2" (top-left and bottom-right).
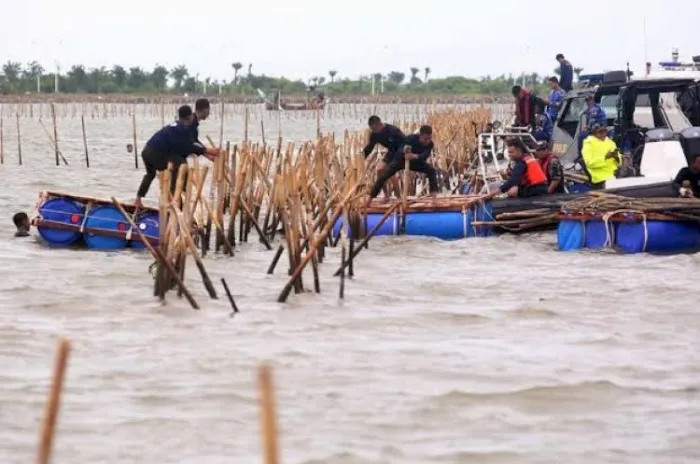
[
  {"x1": 134, "y1": 105, "x2": 219, "y2": 208},
  {"x1": 584, "y1": 96, "x2": 607, "y2": 130},
  {"x1": 534, "y1": 141, "x2": 566, "y2": 194},
  {"x1": 581, "y1": 123, "x2": 620, "y2": 190}
]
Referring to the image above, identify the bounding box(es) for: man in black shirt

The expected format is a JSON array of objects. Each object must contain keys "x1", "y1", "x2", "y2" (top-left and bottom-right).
[
  {"x1": 363, "y1": 115, "x2": 406, "y2": 198},
  {"x1": 367, "y1": 125, "x2": 439, "y2": 203},
  {"x1": 673, "y1": 153, "x2": 700, "y2": 197},
  {"x1": 134, "y1": 105, "x2": 219, "y2": 207},
  {"x1": 191, "y1": 98, "x2": 210, "y2": 146}
]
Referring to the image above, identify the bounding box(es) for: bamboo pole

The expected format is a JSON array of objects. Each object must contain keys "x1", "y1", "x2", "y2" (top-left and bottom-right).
[
  {"x1": 36, "y1": 338, "x2": 71, "y2": 464},
  {"x1": 16, "y1": 113, "x2": 22, "y2": 165},
  {"x1": 0, "y1": 116, "x2": 3, "y2": 164},
  {"x1": 50, "y1": 103, "x2": 59, "y2": 166},
  {"x1": 80, "y1": 115, "x2": 89, "y2": 168},
  {"x1": 258, "y1": 363, "x2": 280, "y2": 464},
  {"x1": 131, "y1": 113, "x2": 138, "y2": 169}
]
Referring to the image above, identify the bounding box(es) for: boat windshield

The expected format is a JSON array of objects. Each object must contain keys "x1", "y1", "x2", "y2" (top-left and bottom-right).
[{"x1": 599, "y1": 93, "x2": 690, "y2": 130}]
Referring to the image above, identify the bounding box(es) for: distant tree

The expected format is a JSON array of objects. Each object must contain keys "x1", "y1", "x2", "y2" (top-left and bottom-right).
[
  {"x1": 409, "y1": 67, "x2": 420, "y2": 84},
  {"x1": 111, "y1": 65, "x2": 127, "y2": 89},
  {"x1": 68, "y1": 65, "x2": 88, "y2": 92},
  {"x1": 247, "y1": 63, "x2": 252, "y2": 77},
  {"x1": 182, "y1": 76, "x2": 197, "y2": 93},
  {"x1": 424, "y1": 67, "x2": 431, "y2": 82},
  {"x1": 328, "y1": 69, "x2": 337, "y2": 83},
  {"x1": 231, "y1": 62, "x2": 242, "y2": 84},
  {"x1": 151, "y1": 65, "x2": 169, "y2": 92},
  {"x1": 553, "y1": 67, "x2": 561, "y2": 76},
  {"x1": 170, "y1": 65, "x2": 188, "y2": 90},
  {"x1": 573, "y1": 67, "x2": 584, "y2": 80},
  {"x1": 127, "y1": 67, "x2": 148, "y2": 91},
  {"x1": 387, "y1": 71, "x2": 405, "y2": 85},
  {"x1": 317, "y1": 76, "x2": 326, "y2": 85},
  {"x1": 2, "y1": 61, "x2": 23, "y2": 91},
  {"x1": 88, "y1": 67, "x2": 107, "y2": 93}
]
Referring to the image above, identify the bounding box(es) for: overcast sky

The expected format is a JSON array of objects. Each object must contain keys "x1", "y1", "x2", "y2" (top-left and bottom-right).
[{"x1": 1, "y1": 0, "x2": 697, "y2": 81}]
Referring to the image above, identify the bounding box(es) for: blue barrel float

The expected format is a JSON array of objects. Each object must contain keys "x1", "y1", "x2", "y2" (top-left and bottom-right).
[
  {"x1": 332, "y1": 203, "x2": 494, "y2": 240},
  {"x1": 131, "y1": 212, "x2": 160, "y2": 250},
  {"x1": 34, "y1": 192, "x2": 160, "y2": 250},
  {"x1": 557, "y1": 212, "x2": 700, "y2": 254},
  {"x1": 37, "y1": 197, "x2": 86, "y2": 246}
]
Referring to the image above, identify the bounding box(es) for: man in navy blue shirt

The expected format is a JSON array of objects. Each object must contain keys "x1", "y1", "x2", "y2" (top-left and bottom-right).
[
  {"x1": 366, "y1": 125, "x2": 439, "y2": 205},
  {"x1": 191, "y1": 98, "x2": 210, "y2": 145},
  {"x1": 556, "y1": 53, "x2": 574, "y2": 92},
  {"x1": 134, "y1": 105, "x2": 219, "y2": 207}
]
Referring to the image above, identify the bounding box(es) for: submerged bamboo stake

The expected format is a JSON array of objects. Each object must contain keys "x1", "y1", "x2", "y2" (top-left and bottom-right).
[
  {"x1": 258, "y1": 363, "x2": 280, "y2": 464},
  {"x1": 50, "y1": 103, "x2": 59, "y2": 166},
  {"x1": 0, "y1": 117, "x2": 3, "y2": 164},
  {"x1": 131, "y1": 113, "x2": 138, "y2": 169},
  {"x1": 80, "y1": 115, "x2": 89, "y2": 168},
  {"x1": 111, "y1": 198, "x2": 200, "y2": 310},
  {"x1": 37, "y1": 338, "x2": 71, "y2": 464},
  {"x1": 16, "y1": 113, "x2": 22, "y2": 165}
]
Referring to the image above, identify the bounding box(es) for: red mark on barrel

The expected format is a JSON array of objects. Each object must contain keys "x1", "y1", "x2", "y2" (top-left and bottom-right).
[
  {"x1": 70, "y1": 214, "x2": 80, "y2": 223},
  {"x1": 117, "y1": 223, "x2": 126, "y2": 231}
]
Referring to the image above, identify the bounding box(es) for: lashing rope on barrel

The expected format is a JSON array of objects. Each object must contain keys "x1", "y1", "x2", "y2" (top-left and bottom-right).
[{"x1": 600, "y1": 209, "x2": 648, "y2": 251}]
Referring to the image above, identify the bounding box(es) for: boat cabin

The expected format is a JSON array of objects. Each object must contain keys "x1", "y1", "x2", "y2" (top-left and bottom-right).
[
  {"x1": 552, "y1": 74, "x2": 700, "y2": 164},
  {"x1": 551, "y1": 75, "x2": 700, "y2": 189}
]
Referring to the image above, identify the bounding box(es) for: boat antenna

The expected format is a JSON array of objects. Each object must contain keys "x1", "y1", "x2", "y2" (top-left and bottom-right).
[{"x1": 643, "y1": 17, "x2": 648, "y2": 72}]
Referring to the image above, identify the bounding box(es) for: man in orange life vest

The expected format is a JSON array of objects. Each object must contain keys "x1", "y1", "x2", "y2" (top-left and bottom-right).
[
  {"x1": 534, "y1": 141, "x2": 566, "y2": 194},
  {"x1": 481, "y1": 138, "x2": 549, "y2": 200}
]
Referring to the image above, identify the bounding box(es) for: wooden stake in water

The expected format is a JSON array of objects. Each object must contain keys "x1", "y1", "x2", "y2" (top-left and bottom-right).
[
  {"x1": 0, "y1": 117, "x2": 4, "y2": 164},
  {"x1": 50, "y1": 103, "x2": 59, "y2": 166},
  {"x1": 244, "y1": 107, "x2": 249, "y2": 142},
  {"x1": 258, "y1": 364, "x2": 280, "y2": 464},
  {"x1": 80, "y1": 115, "x2": 90, "y2": 168},
  {"x1": 16, "y1": 113, "x2": 22, "y2": 165},
  {"x1": 131, "y1": 113, "x2": 138, "y2": 169},
  {"x1": 36, "y1": 338, "x2": 71, "y2": 464}
]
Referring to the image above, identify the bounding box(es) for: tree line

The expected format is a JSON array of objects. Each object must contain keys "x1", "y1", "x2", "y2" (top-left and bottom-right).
[{"x1": 0, "y1": 61, "x2": 584, "y2": 96}]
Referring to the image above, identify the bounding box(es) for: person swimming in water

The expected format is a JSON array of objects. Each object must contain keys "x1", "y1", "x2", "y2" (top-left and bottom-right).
[{"x1": 13, "y1": 212, "x2": 30, "y2": 237}]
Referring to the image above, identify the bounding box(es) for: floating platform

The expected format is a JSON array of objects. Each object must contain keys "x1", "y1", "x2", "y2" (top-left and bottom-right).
[
  {"x1": 556, "y1": 211, "x2": 700, "y2": 254},
  {"x1": 332, "y1": 196, "x2": 494, "y2": 240},
  {"x1": 31, "y1": 191, "x2": 160, "y2": 250}
]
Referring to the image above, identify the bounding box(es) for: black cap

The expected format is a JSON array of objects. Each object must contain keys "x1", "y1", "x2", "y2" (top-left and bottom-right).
[{"x1": 178, "y1": 105, "x2": 193, "y2": 119}]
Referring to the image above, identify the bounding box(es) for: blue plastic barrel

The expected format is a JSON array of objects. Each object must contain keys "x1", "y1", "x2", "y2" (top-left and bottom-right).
[
  {"x1": 130, "y1": 212, "x2": 160, "y2": 249},
  {"x1": 405, "y1": 212, "x2": 464, "y2": 239},
  {"x1": 568, "y1": 183, "x2": 592, "y2": 193},
  {"x1": 616, "y1": 220, "x2": 700, "y2": 254},
  {"x1": 557, "y1": 219, "x2": 585, "y2": 251},
  {"x1": 585, "y1": 219, "x2": 614, "y2": 249},
  {"x1": 469, "y1": 203, "x2": 494, "y2": 238},
  {"x1": 83, "y1": 205, "x2": 129, "y2": 250},
  {"x1": 332, "y1": 212, "x2": 398, "y2": 239},
  {"x1": 37, "y1": 198, "x2": 86, "y2": 246}
]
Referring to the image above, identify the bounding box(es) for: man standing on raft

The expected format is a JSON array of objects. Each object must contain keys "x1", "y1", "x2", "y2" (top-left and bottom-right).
[
  {"x1": 363, "y1": 115, "x2": 406, "y2": 198},
  {"x1": 134, "y1": 105, "x2": 219, "y2": 208},
  {"x1": 365, "y1": 125, "x2": 439, "y2": 206}
]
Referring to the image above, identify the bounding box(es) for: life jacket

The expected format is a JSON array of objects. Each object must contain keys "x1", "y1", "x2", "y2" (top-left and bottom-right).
[
  {"x1": 520, "y1": 155, "x2": 548, "y2": 187},
  {"x1": 539, "y1": 154, "x2": 555, "y2": 181}
]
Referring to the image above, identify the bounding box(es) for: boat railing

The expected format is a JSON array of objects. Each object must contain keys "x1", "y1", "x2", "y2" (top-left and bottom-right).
[{"x1": 476, "y1": 127, "x2": 538, "y2": 194}]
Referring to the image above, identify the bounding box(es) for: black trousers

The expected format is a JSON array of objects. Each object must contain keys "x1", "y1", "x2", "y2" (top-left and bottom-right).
[
  {"x1": 590, "y1": 181, "x2": 606, "y2": 190},
  {"x1": 136, "y1": 146, "x2": 186, "y2": 198},
  {"x1": 518, "y1": 184, "x2": 549, "y2": 198},
  {"x1": 370, "y1": 159, "x2": 438, "y2": 198}
]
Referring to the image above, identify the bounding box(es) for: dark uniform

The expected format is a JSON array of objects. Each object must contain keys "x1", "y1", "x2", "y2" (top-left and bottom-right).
[
  {"x1": 369, "y1": 133, "x2": 439, "y2": 198},
  {"x1": 136, "y1": 122, "x2": 206, "y2": 199},
  {"x1": 363, "y1": 124, "x2": 406, "y2": 163}
]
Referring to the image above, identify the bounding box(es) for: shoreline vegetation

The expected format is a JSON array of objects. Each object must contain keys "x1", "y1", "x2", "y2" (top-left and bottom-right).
[{"x1": 0, "y1": 61, "x2": 573, "y2": 104}]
